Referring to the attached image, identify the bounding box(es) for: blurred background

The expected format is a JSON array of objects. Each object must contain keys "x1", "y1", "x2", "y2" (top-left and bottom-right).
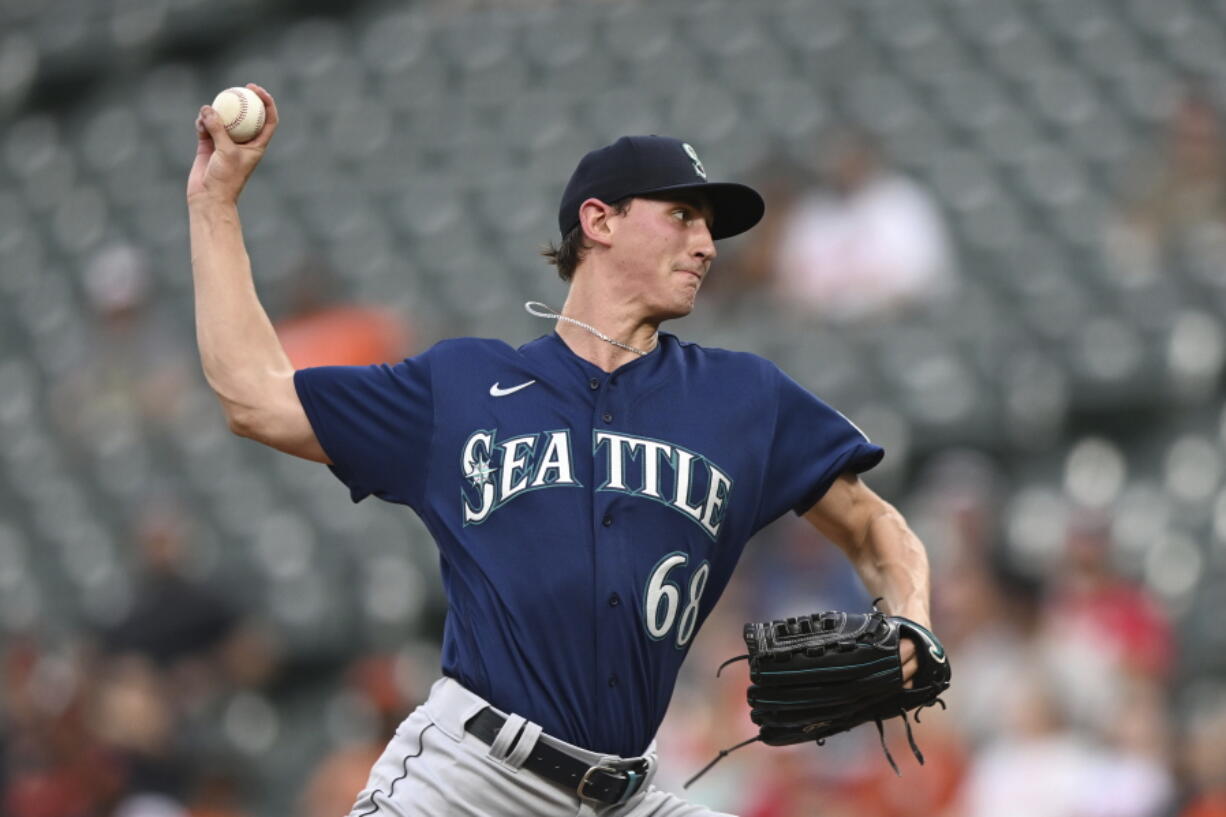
[{"x1": 4, "y1": 0, "x2": 1226, "y2": 814}]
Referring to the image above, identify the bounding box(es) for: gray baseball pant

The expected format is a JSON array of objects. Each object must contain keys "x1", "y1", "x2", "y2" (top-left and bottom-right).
[{"x1": 344, "y1": 676, "x2": 737, "y2": 817}]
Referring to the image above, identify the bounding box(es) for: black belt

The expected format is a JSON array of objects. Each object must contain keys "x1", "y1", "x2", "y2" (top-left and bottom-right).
[{"x1": 465, "y1": 707, "x2": 649, "y2": 806}]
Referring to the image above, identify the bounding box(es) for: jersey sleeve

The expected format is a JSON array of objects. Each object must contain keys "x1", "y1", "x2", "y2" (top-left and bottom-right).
[
  {"x1": 293, "y1": 353, "x2": 435, "y2": 509},
  {"x1": 754, "y1": 364, "x2": 884, "y2": 529}
]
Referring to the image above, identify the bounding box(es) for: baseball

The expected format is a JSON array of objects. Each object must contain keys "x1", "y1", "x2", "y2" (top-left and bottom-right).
[{"x1": 210, "y1": 86, "x2": 265, "y2": 143}]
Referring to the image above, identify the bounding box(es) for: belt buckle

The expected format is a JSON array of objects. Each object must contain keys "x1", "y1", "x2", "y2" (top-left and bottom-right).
[
  {"x1": 576, "y1": 763, "x2": 620, "y2": 804},
  {"x1": 576, "y1": 760, "x2": 647, "y2": 806}
]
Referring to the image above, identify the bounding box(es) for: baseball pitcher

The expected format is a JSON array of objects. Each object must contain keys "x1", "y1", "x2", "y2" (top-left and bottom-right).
[{"x1": 187, "y1": 85, "x2": 947, "y2": 817}]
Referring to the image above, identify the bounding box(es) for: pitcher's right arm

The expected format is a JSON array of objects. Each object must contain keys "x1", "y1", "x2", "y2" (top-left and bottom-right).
[{"x1": 186, "y1": 84, "x2": 329, "y2": 463}]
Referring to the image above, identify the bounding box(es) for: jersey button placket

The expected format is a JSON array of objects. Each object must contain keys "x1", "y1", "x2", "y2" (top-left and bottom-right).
[{"x1": 592, "y1": 377, "x2": 621, "y2": 708}]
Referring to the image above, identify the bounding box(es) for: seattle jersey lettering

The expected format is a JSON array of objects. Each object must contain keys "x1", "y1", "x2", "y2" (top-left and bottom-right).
[
  {"x1": 462, "y1": 429, "x2": 581, "y2": 524},
  {"x1": 593, "y1": 432, "x2": 731, "y2": 540},
  {"x1": 461, "y1": 428, "x2": 733, "y2": 538}
]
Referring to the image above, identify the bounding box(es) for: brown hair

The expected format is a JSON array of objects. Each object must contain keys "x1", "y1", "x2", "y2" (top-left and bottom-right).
[{"x1": 541, "y1": 198, "x2": 632, "y2": 283}]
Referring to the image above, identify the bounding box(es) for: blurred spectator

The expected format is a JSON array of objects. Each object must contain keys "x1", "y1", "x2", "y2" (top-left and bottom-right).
[
  {"x1": 273, "y1": 259, "x2": 413, "y2": 368},
  {"x1": 1028, "y1": 509, "x2": 1174, "y2": 754},
  {"x1": 1102, "y1": 87, "x2": 1226, "y2": 284},
  {"x1": 102, "y1": 506, "x2": 239, "y2": 667},
  {"x1": 957, "y1": 669, "x2": 1102, "y2": 817},
  {"x1": 183, "y1": 765, "x2": 251, "y2": 817},
  {"x1": 50, "y1": 243, "x2": 196, "y2": 446},
  {"x1": 906, "y1": 450, "x2": 1004, "y2": 576},
  {"x1": 2, "y1": 507, "x2": 275, "y2": 816},
  {"x1": 706, "y1": 165, "x2": 800, "y2": 306},
  {"x1": 2, "y1": 637, "x2": 128, "y2": 817},
  {"x1": 1085, "y1": 678, "x2": 1175, "y2": 817},
  {"x1": 939, "y1": 564, "x2": 1044, "y2": 748},
  {"x1": 112, "y1": 793, "x2": 190, "y2": 817},
  {"x1": 773, "y1": 128, "x2": 957, "y2": 324},
  {"x1": 299, "y1": 654, "x2": 416, "y2": 817},
  {"x1": 101, "y1": 503, "x2": 279, "y2": 686},
  {"x1": 1179, "y1": 698, "x2": 1226, "y2": 817},
  {"x1": 1044, "y1": 510, "x2": 1174, "y2": 682},
  {"x1": 90, "y1": 654, "x2": 189, "y2": 802},
  {"x1": 960, "y1": 670, "x2": 1173, "y2": 817},
  {"x1": 299, "y1": 738, "x2": 384, "y2": 817}
]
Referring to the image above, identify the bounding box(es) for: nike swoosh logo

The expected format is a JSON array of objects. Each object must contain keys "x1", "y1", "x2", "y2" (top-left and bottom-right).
[{"x1": 489, "y1": 379, "x2": 537, "y2": 397}]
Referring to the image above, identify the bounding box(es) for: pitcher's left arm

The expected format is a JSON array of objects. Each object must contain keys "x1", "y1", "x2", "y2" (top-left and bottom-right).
[{"x1": 803, "y1": 472, "x2": 932, "y2": 681}]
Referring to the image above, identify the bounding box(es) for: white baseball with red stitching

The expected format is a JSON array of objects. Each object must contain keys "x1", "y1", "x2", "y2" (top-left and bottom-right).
[{"x1": 210, "y1": 86, "x2": 266, "y2": 143}]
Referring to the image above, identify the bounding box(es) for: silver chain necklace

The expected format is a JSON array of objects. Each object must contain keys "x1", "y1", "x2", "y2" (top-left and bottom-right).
[{"x1": 524, "y1": 301, "x2": 653, "y2": 357}]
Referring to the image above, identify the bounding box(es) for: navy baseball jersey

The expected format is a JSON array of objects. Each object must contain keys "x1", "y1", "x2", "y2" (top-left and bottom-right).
[{"x1": 294, "y1": 331, "x2": 883, "y2": 757}]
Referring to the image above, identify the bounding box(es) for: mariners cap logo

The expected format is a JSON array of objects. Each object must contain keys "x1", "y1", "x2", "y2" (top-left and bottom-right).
[{"x1": 683, "y1": 143, "x2": 707, "y2": 180}]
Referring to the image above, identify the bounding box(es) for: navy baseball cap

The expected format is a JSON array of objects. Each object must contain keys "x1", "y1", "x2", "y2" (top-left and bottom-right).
[{"x1": 557, "y1": 135, "x2": 765, "y2": 240}]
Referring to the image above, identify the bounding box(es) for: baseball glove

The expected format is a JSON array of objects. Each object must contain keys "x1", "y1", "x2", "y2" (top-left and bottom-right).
[{"x1": 684, "y1": 608, "x2": 951, "y2": 787}]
